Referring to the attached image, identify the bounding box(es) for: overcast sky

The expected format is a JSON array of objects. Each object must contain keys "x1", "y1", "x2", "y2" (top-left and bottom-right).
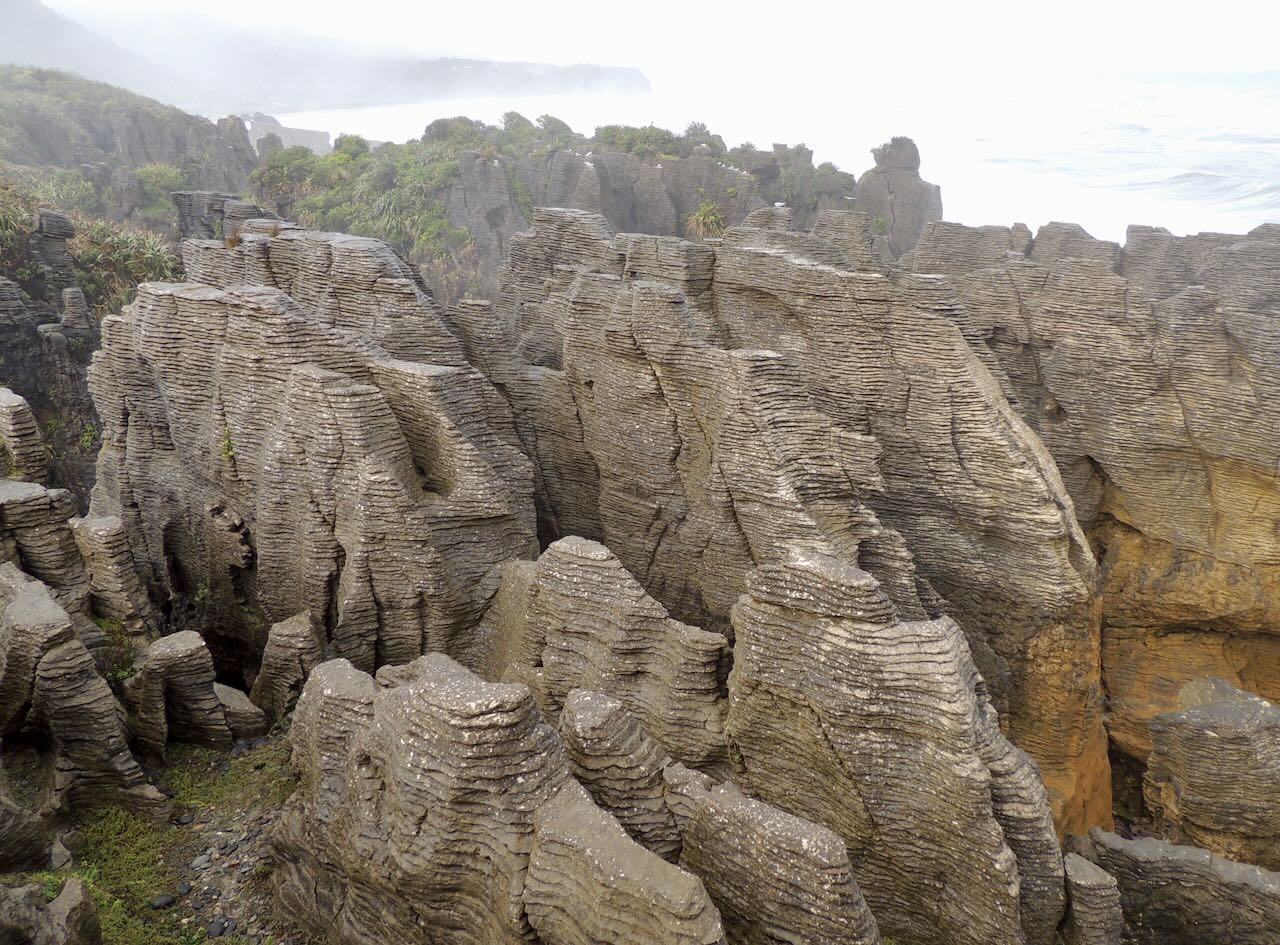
[{"x1": 43, "y1": 0, "x2": 1280, "y2": 84}]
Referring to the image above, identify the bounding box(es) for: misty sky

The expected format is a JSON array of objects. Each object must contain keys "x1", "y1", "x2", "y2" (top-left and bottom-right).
[{"x1": 43, "y1": 0, "x2": 1280, "y2": 85}]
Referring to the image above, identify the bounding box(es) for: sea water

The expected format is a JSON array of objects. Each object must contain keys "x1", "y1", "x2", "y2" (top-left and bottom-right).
[{"x1": 276, "y1": 70, "x2": 1280, "y2": 243}]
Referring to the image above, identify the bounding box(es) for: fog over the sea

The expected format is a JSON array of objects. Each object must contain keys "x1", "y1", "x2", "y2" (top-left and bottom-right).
[{"x1": 43, "y1": 0, "x2": 1280, "y2": 240}]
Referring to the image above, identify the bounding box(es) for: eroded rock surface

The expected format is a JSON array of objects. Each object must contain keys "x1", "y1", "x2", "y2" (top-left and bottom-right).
[
  {"x1": 907, "y1": 220, "x2": 1280, "y2": 764},
  {"x1": 852, "y1": 136, "x2": 943, "y2": 255},
  {"x1": 0, "y1": 387, "x2": 48, "y2": 483},
  {"x1": 726, "y1": 547, "x2": 1062, "y2": 945},
  {"x1": 477, "y1": 537, "x2": 728, "y2": 770},
  {"x1": 1144, "y1": 679, "x2": 1280, "y2": 868},
  {"x1": 273, "y1": 654, "x2": 726, "y2": 945},
  {"x1": 1061, "y1": 852, "x2": 1123, "y2": 945},
  {"x1": 1071, "y1": 828, "x2": 1280, "y2": 945},
  {"x1": 452, "y1": 206, "x2": 1107, "y2": 832},
  {"x1": 88, "y1": 224, "x2": 537, "y2": 673},
  {"x1": 0, "y1": 878, "x2": 102, "y2": 945}
]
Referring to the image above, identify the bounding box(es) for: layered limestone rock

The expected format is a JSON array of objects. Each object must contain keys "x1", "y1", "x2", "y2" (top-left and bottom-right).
[
  {"x1": 726, "y1": 547, "x2": 1063, "y2": 945},
  {"x1": 1061, "y1": 852, "x2": 1123, "y2": 945},
  {"x1": 249, "y1": 611, "x2": 324, "y2": 724},
  {"x1": 69, "y1": 514, "x2": 157, "y2": 636},
  {"x1": 0, "y1": 878, "x2": 102, "y2": 945},
  {"x1": 1143, "y1": 679, "x2": 1280, "y2": 868},
  {"x1": 124, "y1": 630, "x2": 238, "y2": 757},
  {"x1": 906, "y1": 220, "x2": 1280, "y2": 764},
  {"x1": 852, "y1": 136, "x2": 943, "y2": 255},
  {"x1": 173, "y1": 191, "x2": 278, "y2": 240},
  {"x1": 273, "y1": 654, "x2": 726, "y2": 945},
  {"x1": 477, "y1": 537, "x2": 728, "y2": 771},
  {"x1": 524, "y1": 779, "x2": 725, "y2": 945},
  {"x1": 0, "y1": 387, "x2": 48, "y2": 483},
  {"x1": 29, "y1": 210, "x2": 77, "y2": 305},
  {"x1": 557, "y1": 688, "x2": 682, "y2": 860},
  {"x1": 88, "y1": 225, "x2": 537, "y2": 672},
  {"x1": 1071, "y1": 829, "x2": 1280, "y2": 945},
  {"x1": 0, "y1": 563, "x2": 164, "y2": 821},
  {"x1": 453, "y1": 207, "x2": 1107, "y2": 832},
  {"x1": 0, "y1": 480, "x2": 94, "y2": 639},
  {"x1": 666, "y1": 765, "x2": 883, "y2": 945}
]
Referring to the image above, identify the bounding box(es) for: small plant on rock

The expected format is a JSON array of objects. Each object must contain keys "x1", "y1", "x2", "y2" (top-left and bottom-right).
[{"x1": 686, "y1": 199, "x2": 726, "y2": 240}]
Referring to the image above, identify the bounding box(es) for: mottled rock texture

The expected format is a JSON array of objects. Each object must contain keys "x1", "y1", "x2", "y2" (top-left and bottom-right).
[
  {"x1": 451, "y1": 206, "x2": 1106, "y2": 833},
  {"x1": 273, "y1": 654, "x2": 725, "y2": 945},
  {"x1": 88, "y1": 225, "x2": 537, "y2": 673},
  {"x1": 907, "y1": 220, "x2": 1280, "y2": 765},
  {"x1": 1144, "y1": 679, "x2": 1280, "y2": 869},
  {"x1": 1071, "y1": 828, "x2": 1280, "y2": 945}
]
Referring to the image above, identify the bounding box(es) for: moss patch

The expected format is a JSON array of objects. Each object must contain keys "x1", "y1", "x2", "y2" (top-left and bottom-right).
[{"x1": 1, "y1": 740, "x2": 295, "y2": 945}]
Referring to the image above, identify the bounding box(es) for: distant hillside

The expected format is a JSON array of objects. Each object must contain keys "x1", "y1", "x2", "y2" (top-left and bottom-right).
[
  {"x1": 0, "y1": 65, "x2": 258, "y2": 226},
  {"x1": 0, "y1": 0, "x2": 196, "y2": 103},
  {"x1": 13, "y1": 3, "x2": 649, "y2": 115}
]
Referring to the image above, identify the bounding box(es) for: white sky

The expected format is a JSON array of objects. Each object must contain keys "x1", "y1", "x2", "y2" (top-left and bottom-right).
[{"x1": 43, "y1": 0, "x2": 1280, "y2": 83}]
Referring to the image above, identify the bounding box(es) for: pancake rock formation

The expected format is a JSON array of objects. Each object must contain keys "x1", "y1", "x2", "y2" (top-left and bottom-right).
[
  {"x1": 906, "y1": 220, "x2": 1280, "y2": 765},
  {"x1": 449, "y1": 206, "x2": 1106, "y2": 833},
  {"x1": 1071, "y1": 828, "x2": 1280, "y2": 945},
  {"x1": 88, "y1": 223, "x2": 538, "y2": 677}
]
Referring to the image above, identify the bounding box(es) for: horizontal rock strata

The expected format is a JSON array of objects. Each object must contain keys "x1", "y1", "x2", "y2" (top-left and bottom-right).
[
  {"x1": 0, "y1": 387, "x2": 48, "y2": 483},
  {"x1": 451, "y1": 206, "x2": 1106, "y2": 832},
  {"x1": 726, "y1": 546, "x2": 1062, "y2": 945},
  {"x1": 1061, "y1": 852, "x2": 1123, "y2": 945},
  {"x1": 1071, "y1": 828, "x2": 1280, "y2": 945},
  {"x1": 88, "y1": 225, "x2": 537, "y2": 671},
  {"x1": 1144, "y1": 679, "x2": 1280, "y2": 868},
  {"x1": 478, "y1": 537, "x2": 728, "y2": 770},
  {"x1": 273, "y1": 653, "x2": 729, "y2": 945},
  {"x1": 907, "y1": 219, "x2": 1280, "y2": 763}
]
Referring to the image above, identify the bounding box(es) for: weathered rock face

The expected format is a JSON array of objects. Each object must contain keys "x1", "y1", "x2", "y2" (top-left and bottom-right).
[
  {"x1": 1143, "y1": 679, "x2": 1280, "y2": 869},
  {"x1": 0, "y1": 387, "x2": 48, "y2": 483},
  {"x1": 667, "y1": 765, "x2": 883, "y2": 945},
  {"x1": 249, "y1": 611, "x2": 323, "y2": 725},
  {"x1": 451, "y1": 206, "x2": 1107, "y2": 832},
  {"x1": 907, "y1": 220, "x2": 1280, "y2": 767},
  {"x1": 0, "y1": 480, "x2": 94, "y2": 637},
  {"x1": 172, "y1": 191, "x2": 278, "y2": 240},
  {"x1": 88, "y1": 224, "x2": 537, "y2": 674},
  {"x1": 557, "y1": 688, "x2": 682, "y2": 861},
  {"x1": 1061, "y1": 852, "x2": 1124, "y2": 945},
  {"x1": 477, "y1": 537, "x2": 729, "y2": 770},
  {"x1": 125, "y1": 630, "x2": 240, "y2": 758},
  {"x1": 0, "y1": 878, "x2": 102, "y2": 945},
  {"x1": 726, "y1": 547, "x2": 1062, "y2": 945},
  {"x1": 0, "y1": 218, "x2": 102, "y2": 508},
  {"x1": 273, "y1": 654, "x2": 725, "y2": 945},
  {"x1": 853, "y1": 136, "x2": 943, "y2": 255},
  {"x1": 1070, "y1": 828, "x2": 1280, "y2": 945},
  {"x1": 0, "y1": 563, "x2": 165, "y2": 826}
]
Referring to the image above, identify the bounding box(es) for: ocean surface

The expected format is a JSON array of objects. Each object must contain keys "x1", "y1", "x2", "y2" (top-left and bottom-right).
[{"x1": 276, "y1": 71, "x2": 1280, "y2": 244}]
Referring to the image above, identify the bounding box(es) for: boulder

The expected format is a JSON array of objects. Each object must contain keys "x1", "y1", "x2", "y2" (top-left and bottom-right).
[
  {"x1": 0, "y1": 878, "x2": 102, "y2": 945},
  {"x1": 125, "y1": 630, "x2": 232, "y2": 756},
  {"x1": 0, "y1": 387, "x2": 48, "y2": 484}
]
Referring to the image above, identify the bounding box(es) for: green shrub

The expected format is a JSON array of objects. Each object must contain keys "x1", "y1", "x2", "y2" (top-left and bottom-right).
[
  {"x1": 686, "y1": 199, "x2": 726, "y2": 240},
  {"x1": 78, "y1": 422, "x2": 97, "y2": 449},
  {"x1": 68, "y1": 215, "x2": 181, "y2": 317}
]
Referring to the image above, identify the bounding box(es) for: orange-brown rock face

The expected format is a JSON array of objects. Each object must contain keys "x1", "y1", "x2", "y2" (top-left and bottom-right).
[{"x1": 908, "y1": 219, "x2": 1280, "y2": 790}]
